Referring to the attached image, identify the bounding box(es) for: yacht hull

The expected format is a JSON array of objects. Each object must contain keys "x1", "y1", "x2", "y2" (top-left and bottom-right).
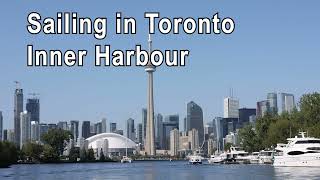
[{"x1": 273, "y1": 154, "x2": 320, "y2": 167}]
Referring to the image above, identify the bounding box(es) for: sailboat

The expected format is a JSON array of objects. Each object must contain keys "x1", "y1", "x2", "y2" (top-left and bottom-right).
[{"x1": 121, "y1": 137, "x2": 132, "y2": 163}]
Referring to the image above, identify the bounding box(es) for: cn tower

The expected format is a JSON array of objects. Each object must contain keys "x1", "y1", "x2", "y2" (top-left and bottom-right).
[{"x1": 145, "y1": 34, "x2": 156, "y2": 156}]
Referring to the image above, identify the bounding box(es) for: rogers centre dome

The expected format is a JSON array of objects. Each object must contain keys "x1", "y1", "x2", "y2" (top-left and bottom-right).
[{"x1": 86, "y1": 133, "x2": 137, "y2": 156}]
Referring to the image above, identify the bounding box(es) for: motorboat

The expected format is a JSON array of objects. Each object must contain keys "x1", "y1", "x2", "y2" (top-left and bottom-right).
[
  {"x1": 248, "y1": 152, "x2": 260, "y2": 164},
  {"x1": 229, "y1": 146, "x2": 251, "y2": 163},
  {"x1": 208, "y1": 152, "x2": 228, "y2": 164},
  {"x1": 121, "y1": 156, "x2": 132, "y2": 163},
  {"x1": 188, "y1": 155, "x2": 203, "y2": 164},
  {"x1": 273, "y1": 132, "x2": 320, "y2": 167},
  {"x1": 259, "y1": 150, "x2": 274, "y2": 164}
]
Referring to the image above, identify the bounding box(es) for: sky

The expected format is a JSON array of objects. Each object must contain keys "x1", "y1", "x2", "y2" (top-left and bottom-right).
[{"x1": 0, "y1": 1, "x2": 319, "y2": 131}]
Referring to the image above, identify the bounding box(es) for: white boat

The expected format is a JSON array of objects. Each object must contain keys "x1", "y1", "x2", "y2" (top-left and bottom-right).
[
  {"x1": 248, "y1": 152, "x2": 260, "y2": 164},
  {"x1": 273, "y1": 132, "x2": 320, "y2": 167},
  {"x1": 259, "y1": 150, "x2": 274, "y2": 164},
  {"x1": 208, "y1": 153, "x2": 228, "y2": 164},
  {"x1": 121, "y1": 137, "x2": 132, "y2": 163},
  {"x1": 121, "y1": 156, "x2": 132, "y2": 163},
  {"x1": 229, "y1": 146, "x2": 251, "y2": 163},
  {"x1": 188, "y1": 155, "x2": 203, "y2": 164}
]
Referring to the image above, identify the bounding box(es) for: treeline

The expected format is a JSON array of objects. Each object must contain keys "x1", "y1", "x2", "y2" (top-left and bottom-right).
[
  {"x1": 0, "y1": 128, "x2": 113, "y2": 168},
  {"x1": 239, "y1": 92, "x2": 320, "y2": 152}
]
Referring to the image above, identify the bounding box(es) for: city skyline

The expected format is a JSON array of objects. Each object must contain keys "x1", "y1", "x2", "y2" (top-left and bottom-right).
[{"x1": 1, "y1": 1, "x2": 320, "y2": 131}]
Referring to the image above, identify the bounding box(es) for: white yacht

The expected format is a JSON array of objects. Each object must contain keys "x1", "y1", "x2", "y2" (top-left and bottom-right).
[
  {"x1": 229, "y1": 146, "x2": 251, "y2": 163},
  {"x1": 273, "y1": 132, "x2": 320, "y2": 167},
  {"x1": 248, "y1": 152, "x2": 260, "y2": 164},
  {"x1": 208, "y1": 152, "x2": 228, "y2": 164},
  {"x1": 259, "y1": 150, "x2": 274, "y2": 164},
  {"x1": 188, "y1": 155, "x2": 203, "y2": 164}
]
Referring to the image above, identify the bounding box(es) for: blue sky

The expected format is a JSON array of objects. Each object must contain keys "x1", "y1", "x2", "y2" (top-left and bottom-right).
[{"x1": 0, "y1": 1, "x2": 319, "y2": 130}]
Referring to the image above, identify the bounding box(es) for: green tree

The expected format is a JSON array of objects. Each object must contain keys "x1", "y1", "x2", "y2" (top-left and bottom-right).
[
  {"x1": 42, "y1": 144, "x2": 59, "y2": 163},
  {"x1": 0, "y1": 141, "x2": 18, "y2": 168},
  {"x1": 99, "y1": 149, "x2": 105, "y2": 161},
  {"x1": 42, "y1": 128, "x2": 72, "y2": 156},
  {"x1": 69, "y1": 147, "x2": 80, "y2": 162},
  {"x1": 238, "y1": 124, "x2": 261, "y2": 152},
  {"x1": 80, "y1": 148, "x2": 87, "y2": 161},
  {"x1": 87, "y1": 148, "x2": 95, "y2": 161},
  {"x1": 224, "y1": 142, "x2": 232, "y2": 151},
  {"x1": 21, "y1": 142, "x2": 44, "y2": 162}
]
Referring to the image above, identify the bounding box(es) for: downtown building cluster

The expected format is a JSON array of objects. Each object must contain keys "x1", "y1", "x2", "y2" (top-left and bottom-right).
[{"x1": 0, "y1": 84, "x2": 296, "y2": 157}]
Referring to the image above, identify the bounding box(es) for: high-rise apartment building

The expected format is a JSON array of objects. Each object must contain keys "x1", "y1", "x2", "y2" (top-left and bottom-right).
[
  {"x1": 14, "y1": 88, "x2": 23, "y2": 147},
  {"x1": 223, "y1": 97, "x2": 239, "y2": 118},
  {"x1": 126, "y1": 118, "x2": 135, "y2": 141},
  {"x1": 26, "y1": 98, "x2": 40, "y2": 123},
  {"x1": 20, "y1": 111, "x2": 31, "y2": 148},
  {"x1": 170, "y1": 128, "x2": 179, "y2": 156},
  {"x1": 186, "y1": 101, "x2": 204, "y2": 146}
]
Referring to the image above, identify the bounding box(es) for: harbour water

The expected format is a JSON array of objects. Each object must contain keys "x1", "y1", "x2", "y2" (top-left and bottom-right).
[{"x1": 1, "y1": 161, "x2": 320, "y2": 180}]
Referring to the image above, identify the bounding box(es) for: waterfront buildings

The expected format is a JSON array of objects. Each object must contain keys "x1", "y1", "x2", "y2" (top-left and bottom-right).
[
  {"x1": 161, "y1": 115, "x2": 179, "y2": 150},
  {"x1": 170, "y1": 128, "x2": 179, "y2": 156},
  {"x1": 20, "y1": 111, "x2": 31, "y2": 148},
  {"x1": 188, "y1": 128, "x2": 199, "y2": 151},
  {"x1": 186, "y1": 101, "x2": 204, "y2": 147},
  {"x1": 14, "y1": 88, "x2": 23, "y2": 147},
  {"x1": 126, "y1": 118, "x2": 135, "y2": 141},
  {"x1": 281, "y1": 93, "x2": 295, "y2": 113},
  {"x1": 223, "y1": 97, "x2": 239, "y2": 118},
  {"x1": 82, "y1": 121, "x2": 91, "y2": 139},
  {"x1": 142, "y1": 108, "x2": 147, "y2": 145}
]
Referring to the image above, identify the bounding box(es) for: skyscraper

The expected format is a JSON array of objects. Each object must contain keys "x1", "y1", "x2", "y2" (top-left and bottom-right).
[
  {"x1": 14, "y1": 88, "x2": 23, "y2": 147},
  {"x1": 31, "y1": 121, "x2": 40, "y2": 142},
  {"x1": 223, "y1": 97, "x2": 239, "y2": 118},
  {"x1": 145, "y1": 34, "x2": 156, "y2": 156},
  {"x1": 126, "y1": 118, "x2": 135, "y2": 141},
  {"x1": 101, "y1": 118, "x2": 107, "y2": 133},
  {"x1": 39, "y1": 123, "x2": 49, "y2": 142},
  {"x1": 257, "y1": 100, "x2": 270, "y2": 117},
  {"x1": 137, "y1": 123, "x2": 143, "y2": 144},
  {"x1": 110, "y1": 122, "x2": 117, "y2": 133},
  {"x1": 26, "y1": 98, "x2": 40, "y2": 123},
  {"x1": 0, "y1": 111, "x2": 2, "y2": 141},
  {"x1": 155, "y1": 113, "x2": 163, "y2": 149},
  {"x1": 95, "y1": 122, "x2": 103, "y2": 134},
  {"x1": 188, "y1": 128, "x2": 199, "y2": 151},
  {"x1": 267, "y1": 93, "x2": 278, "y2": 114},
  {"x1": 20, "y1": 111, "x2": 31, "y2": 148},
  {"x1": 281, "y1": 93, "x2": 295, "y2": 113},
  {"x1": 186, "y1": 101, "x2": 204, "y2": 146},
  {"x1": 239, "y1": 108, "x2": 256, "y2": 126},
  {"x1": 70, "y1": 120, "x2": 79, "y2": 140},
  {"x1": 161, "y1": 116, "x2": 179, "y2": 150},
  {"x1": 170, "y1": 128, "x2": 179, "y2": 156},
  {"x1": 82, "y1": 121, "x2": 91, "y2": 139}
]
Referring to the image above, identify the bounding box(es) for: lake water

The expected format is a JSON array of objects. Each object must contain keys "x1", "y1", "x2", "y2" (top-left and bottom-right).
[{"x1": 1, "y1": 161, "x2": 320, "y2": 180}]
